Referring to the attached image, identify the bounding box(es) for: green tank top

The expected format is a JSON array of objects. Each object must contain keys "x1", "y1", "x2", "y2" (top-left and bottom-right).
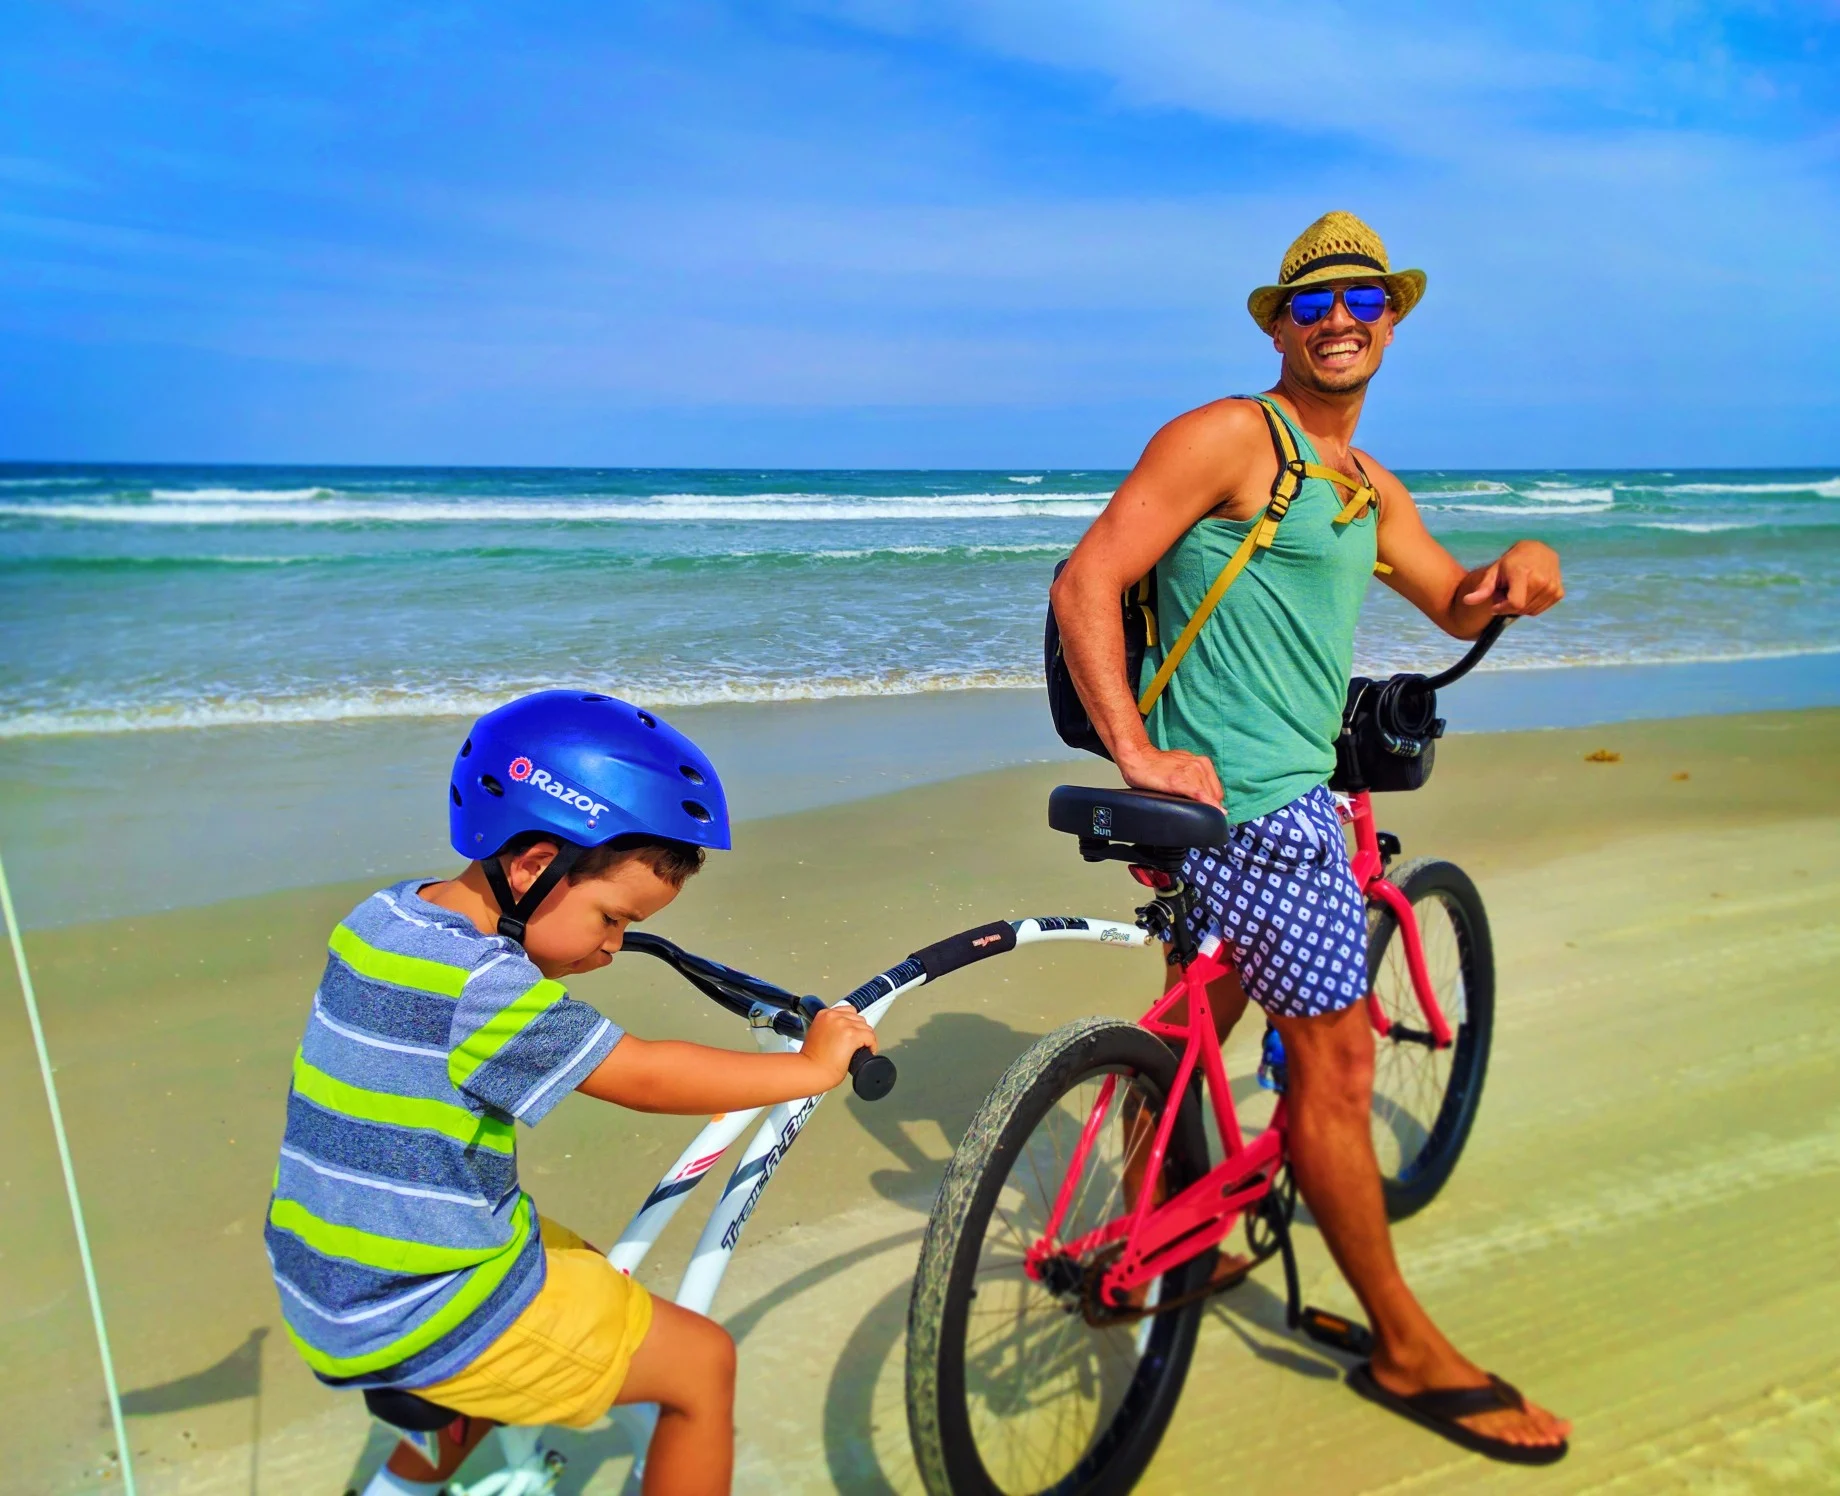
[{"x1": 1139, "y1": 399, "x2": 1376, "y2": 823}]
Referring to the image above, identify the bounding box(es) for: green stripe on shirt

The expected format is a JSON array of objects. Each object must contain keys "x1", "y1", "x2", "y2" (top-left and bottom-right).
[
  {"x1": 291, "y1": 1051, "x2": 515, "y2": 1154},
  {"x1": 268, "y1": 1195, "x2": 512, "y2": 1274},
  {"x1": 275, "y1": 1193, "x2": 535, "y2": 1379},
  {"x1": 329, "y1": 922, "x2": 469, "y2": 999},
  {"x1": 448, "y1": 977, "x2": 569, "y2": 1089}
]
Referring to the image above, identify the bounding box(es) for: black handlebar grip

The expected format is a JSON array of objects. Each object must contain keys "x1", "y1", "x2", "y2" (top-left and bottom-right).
[{"x1": 849, "y1": 1047, "x2": 897, "y2": 1102}]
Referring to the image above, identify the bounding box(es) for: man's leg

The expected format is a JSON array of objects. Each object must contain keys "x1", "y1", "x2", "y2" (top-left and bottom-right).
[{"x1": 1274, "y1": 1002, "x2": 1569, "y2": 1449}]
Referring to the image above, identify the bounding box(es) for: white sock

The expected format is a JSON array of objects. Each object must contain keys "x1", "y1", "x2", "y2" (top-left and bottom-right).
[{"x1": 360, "y1": 1465, "x2": 445, "y2": 1496}]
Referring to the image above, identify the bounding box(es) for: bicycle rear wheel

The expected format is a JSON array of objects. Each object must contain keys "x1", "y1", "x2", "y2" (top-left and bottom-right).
[
  {"x1": 906, "y1": 1017, "x2": 1211, "y2": 1496},
  {"x1": 1366, "y1": 857, "x2": 1494, "y2": 1219}
]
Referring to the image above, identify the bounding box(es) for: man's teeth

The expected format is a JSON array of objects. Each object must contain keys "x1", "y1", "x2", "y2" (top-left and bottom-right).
[{"x1": 1319, "y1": 341, "x2": 1361, "y2": 357}]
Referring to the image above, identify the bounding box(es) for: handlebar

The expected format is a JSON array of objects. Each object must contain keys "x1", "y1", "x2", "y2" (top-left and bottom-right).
[
  {"x1": 1424, "y1": 615, "x2": 1512, "y2": 692},
  {"x1": 622, "y1": 932, "x2": 894, "y2": 1101},
  {"x1": 798, "y1": 996, "x2": 898, "y2": 1100},
  {"x1": 622, "y1": 931, "x2": 800, "y2": 1016}
]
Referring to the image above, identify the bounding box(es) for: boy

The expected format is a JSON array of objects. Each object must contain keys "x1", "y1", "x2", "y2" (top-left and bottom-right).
[{"x1": 266, "y1": 691, "x2": 877, "y2": 1496}]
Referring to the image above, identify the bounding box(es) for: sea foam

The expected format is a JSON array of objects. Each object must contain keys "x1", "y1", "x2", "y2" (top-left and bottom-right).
[{"x1": 0, "y1": 493, "x2": 1110, "y2": 525}]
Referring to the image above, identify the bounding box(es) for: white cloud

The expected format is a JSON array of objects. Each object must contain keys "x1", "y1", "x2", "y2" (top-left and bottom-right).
[{"x1": 805, "y1": 0, "x2": 1614, "y2": 157}]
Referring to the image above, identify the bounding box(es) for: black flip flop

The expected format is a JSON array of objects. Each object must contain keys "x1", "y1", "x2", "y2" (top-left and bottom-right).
[{"x1": 1347, "y1": 1362, "x2": 1569, "y2": 1466}]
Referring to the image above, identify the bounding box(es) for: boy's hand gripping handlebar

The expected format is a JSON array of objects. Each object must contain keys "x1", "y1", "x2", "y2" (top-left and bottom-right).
[
  {"x1": 799, "y1": 995, "x2": 897, "y2": 1101},
  {"x1": 618, "y1": 933, "x2": 897, "y2": 1102}
]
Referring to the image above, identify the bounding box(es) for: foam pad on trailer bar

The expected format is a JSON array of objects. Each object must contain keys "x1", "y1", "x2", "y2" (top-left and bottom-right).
[{"x1": 910, "y1": 921, "x2": 1017, "y2": 982}]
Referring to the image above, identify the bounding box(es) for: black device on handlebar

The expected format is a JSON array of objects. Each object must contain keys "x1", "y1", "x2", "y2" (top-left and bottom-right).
[
  {"x1": 622, "y1": 932, "x2": 895, "y2": 1101},
  {"x1": 1330, "y1": 617, "x2": 1511, "y2": 794}
]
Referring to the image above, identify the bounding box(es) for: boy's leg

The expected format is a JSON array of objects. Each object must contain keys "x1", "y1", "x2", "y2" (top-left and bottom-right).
[
  {"x1": 614, "y1": 1298, "x2": 737, "y2": 1496},
  {"x1": 376, "y1": 1415, "x2": 497, "y2": 1487}
]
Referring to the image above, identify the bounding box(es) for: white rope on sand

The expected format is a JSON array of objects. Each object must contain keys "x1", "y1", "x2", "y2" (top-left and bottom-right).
[{"x1": 0, "y1": 848, "x2": 138, "y2": 1496}]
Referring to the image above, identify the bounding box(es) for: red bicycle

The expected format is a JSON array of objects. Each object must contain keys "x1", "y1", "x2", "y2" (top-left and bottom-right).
[{"x1": 905, "y1": 624, "x2": 1508, "y2": 1496}]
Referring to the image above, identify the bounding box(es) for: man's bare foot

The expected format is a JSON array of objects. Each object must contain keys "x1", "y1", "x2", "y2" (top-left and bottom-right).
[{"x1": 1368, "y1": 1350, "x2": 1570, "y2": 1450}]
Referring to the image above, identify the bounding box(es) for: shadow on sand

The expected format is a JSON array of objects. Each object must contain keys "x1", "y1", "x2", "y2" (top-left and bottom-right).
[
  {"x1": 122, "y1": 1327, "x2": 270, "y2": 1495},
  {"x1": 848, "y1": 1009, "x2": 1042, "y2": 1208}
]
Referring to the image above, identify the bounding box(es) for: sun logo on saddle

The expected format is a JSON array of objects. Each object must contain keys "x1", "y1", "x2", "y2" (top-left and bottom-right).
[{"x1": 1092, "y1": 805, "x2": 1113, "y2": 837}]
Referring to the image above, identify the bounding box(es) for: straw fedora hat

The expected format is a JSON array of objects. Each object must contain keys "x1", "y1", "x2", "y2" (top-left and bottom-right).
[{"x1": 1246, "y1": 211, "x2": 1426, "y2": 331}]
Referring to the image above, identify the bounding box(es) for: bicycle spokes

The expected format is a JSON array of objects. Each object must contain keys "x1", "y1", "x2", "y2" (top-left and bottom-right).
[
  {"x1": 1371, "y1": 890, "x2": 1466, "y2": 1178},
  {"x1": 962, "y1": 1067, "x2": 1179, "y2": 1489}
]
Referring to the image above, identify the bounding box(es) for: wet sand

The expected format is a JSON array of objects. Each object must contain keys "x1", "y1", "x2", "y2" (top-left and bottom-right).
[
  {"x1": 5, "y1": 650, "x2": 1836, "y2": 933},
  {"x1": 2, "y1": 708, "x2": 1837, "y2": 1493}
]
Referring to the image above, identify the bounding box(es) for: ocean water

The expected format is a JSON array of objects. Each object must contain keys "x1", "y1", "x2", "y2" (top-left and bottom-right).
[{"x1": 2, "y1": 464, "x2": 1837, "y2": 738}]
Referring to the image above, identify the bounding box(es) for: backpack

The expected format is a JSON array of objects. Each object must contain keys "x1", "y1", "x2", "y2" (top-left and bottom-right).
[{"x1": 1044, "y1": 396, "x2": 1378, "y2": 760}]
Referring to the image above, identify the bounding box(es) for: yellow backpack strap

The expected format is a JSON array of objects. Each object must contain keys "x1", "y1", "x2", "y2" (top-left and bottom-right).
[
  {"x1": 1256, "y1": 395, "x2": 1380, "y2": 524},
  {"x1": 1251, "y1": 395, "x2": 1305, "y2": 549},
  {"x1": 1137, "y1": 396, "x2": 1300, "y2": 717},
  {"x1": 1323, "y1": 454, "x2": 1380, "y2": 525},
  {"x1": 1136, "y1": 523, "x2": 1261, "y2": 716}
]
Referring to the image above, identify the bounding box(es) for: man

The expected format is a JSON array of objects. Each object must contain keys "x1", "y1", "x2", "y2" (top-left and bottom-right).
[{"x1": 1051, "y1": 211, "x2": 1569, "y2": 1462}]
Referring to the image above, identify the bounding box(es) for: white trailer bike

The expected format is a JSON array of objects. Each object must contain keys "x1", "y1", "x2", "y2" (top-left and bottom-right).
[{"x1": 357, "y1": 914, "x2": 1156, "y2": 1495}]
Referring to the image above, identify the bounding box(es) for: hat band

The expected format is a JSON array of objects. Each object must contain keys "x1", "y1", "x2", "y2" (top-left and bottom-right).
[{"x1": 1283, "y1": 251, "x2": 1386, "y2": 284}]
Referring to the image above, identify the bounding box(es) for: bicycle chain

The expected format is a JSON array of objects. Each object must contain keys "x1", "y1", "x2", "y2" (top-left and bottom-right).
[
  {"x1": 1073, "y1": 1237, "x2": 1279, "y2": 1327},
  {"x1": 1067, "y1": 1170, "x2": 1298, "y2": 1327}
]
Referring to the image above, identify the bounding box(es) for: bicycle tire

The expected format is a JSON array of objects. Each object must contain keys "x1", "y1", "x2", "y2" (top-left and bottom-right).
[
  {"x1": 906, "y1": 1016, "x2": 1212, "y2": 1496},
  {"x1": 1366, "y1": 857, "x2": 1494, "y2": 1220}
]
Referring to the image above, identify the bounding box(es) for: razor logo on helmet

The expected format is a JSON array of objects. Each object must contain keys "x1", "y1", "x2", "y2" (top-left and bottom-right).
[{"x1": 507, "y1": 754, "x2": 611, "y2": 824}]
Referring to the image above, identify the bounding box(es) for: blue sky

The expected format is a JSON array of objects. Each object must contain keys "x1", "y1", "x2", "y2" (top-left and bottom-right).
[{"x1": 2, "y1": 2, "x2": 1836, "y2": 467}]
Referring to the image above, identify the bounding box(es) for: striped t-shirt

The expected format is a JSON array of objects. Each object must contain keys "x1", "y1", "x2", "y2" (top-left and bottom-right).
[{"x1": 266, "y1": 880, "x2": 623, "y2": 1388}]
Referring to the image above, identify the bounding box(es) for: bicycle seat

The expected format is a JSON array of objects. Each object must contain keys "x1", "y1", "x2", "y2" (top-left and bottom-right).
[
  {"x1": 1048, "y1": 785, "x2": 1227, "y2": 857},
  {"x1": 364, "y1": 1386, "x2": 463, "y2": 1433}
]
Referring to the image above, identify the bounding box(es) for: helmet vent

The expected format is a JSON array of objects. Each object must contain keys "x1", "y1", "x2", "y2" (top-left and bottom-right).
[
  {"x1": 480, "y1": 774, "x2": 506, "y2": 798},
  {"x1": 450, "y1": 784, "x2": 462, "y2": 806},
  {"x1": 679, "y1": 764, "x2": 705, "y2": 785},
  {"x1": 460, "y1": 738, "x2": 473, "y2": 758},
  {"x1": 636, "y1": 710, "x2": 658, "y2": 728},
  {"x1": 681, "y1": 799, "x2": 713, "y2": 823},
  {"x1": 580, "y1": 693, "x2": 611, "y2": 702}
]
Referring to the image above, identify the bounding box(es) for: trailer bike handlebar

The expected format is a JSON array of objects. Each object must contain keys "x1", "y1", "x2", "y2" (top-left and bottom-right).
[
  {"x1": 622, "y1": 915, "x2": 1157, "y2": 1102},
  {"x1": 621, "y1": 930, "x2": 897, "y2": 1100}
]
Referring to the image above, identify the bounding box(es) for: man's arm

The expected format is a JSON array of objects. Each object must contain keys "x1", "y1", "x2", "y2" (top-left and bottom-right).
[
  {"x1": 1049, "y1": 400, "x2": 1268, "y2": 806},
  {"x1": 575, "y1": 1005, "x2": 876, "y2": 1114},
  {"x1": 1365, "y1": 458, "x2": 1564, "y2": 638}
]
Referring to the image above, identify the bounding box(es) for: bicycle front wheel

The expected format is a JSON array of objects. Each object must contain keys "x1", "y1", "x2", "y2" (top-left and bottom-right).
[
  {"x1": 1367, "y1": 857, "x2": 1495, "y2": 1220},
  {"x1": 906, "y1": 1016, "x2": 1211, "y2": 1496}
]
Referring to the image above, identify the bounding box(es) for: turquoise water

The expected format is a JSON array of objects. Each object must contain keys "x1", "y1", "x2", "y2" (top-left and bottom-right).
[{"x1": 3, "y1": 464, "x2": 1836, "y2": 737}]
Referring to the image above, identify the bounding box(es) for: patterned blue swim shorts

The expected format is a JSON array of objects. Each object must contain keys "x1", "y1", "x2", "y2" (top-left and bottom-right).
[{"x1": 1179, "y1": 784, "x2": 1369, "y2": 1020}]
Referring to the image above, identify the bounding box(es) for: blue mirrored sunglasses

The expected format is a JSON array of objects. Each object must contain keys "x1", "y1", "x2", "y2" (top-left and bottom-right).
[{"x1": 1287, "y1": 284, "x2": 1389, "y2": 327}]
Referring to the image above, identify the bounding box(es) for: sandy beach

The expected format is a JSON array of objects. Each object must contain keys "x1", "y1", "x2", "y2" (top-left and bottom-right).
[{"x1": 3, "y1": 706, "x2": 1838, "y2": 1494}]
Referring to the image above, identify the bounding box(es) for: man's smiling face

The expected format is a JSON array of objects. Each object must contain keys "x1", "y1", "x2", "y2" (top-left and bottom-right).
[{"x1": 1271, "y1": 279, "x2": 1397, "y2": 396}]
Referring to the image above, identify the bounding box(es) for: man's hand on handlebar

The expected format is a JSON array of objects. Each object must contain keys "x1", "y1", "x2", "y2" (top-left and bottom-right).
[
  {"x1": 801, "y1": 1005, "x2": 879, "y2": 1090},
  {"x1": 1461, "y1": 539, "x2": 1564, "y2": 619},
  {"x1": 1117, "y1": 742, "x2": 1225, "y2": 809}
]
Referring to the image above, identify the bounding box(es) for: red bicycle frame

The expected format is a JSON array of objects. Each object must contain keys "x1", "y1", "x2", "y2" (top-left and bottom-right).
[{"x1": 1024, "y1": 788, "x2": 1454, "y2": 1308}]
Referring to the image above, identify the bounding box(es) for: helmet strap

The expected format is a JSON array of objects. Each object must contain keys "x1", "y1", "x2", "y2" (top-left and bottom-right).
[{"x1": 481, "y1": 842, "x2": 585, "y2": 945}]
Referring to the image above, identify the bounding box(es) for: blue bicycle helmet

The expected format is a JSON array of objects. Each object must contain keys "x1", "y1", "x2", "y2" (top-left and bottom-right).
[{"x1": 450, "y1": 690, "x2": 730, "y2": 940}]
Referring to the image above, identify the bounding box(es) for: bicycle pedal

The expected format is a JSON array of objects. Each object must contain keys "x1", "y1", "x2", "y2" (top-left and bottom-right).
[{"x1": 1298, "y1": 1305, "x2": 1375, "y2": 1357}]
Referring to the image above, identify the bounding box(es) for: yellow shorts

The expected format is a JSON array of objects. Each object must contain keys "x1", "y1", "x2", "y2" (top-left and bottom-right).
[{"x1": 412, "y1": 1217, "x2": 654, "y2": 1429}]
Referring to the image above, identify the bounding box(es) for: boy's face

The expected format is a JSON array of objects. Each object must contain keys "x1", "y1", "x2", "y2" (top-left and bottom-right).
[{"x1": 516, "y1": 849, "x2": 682, "y2": 978}]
